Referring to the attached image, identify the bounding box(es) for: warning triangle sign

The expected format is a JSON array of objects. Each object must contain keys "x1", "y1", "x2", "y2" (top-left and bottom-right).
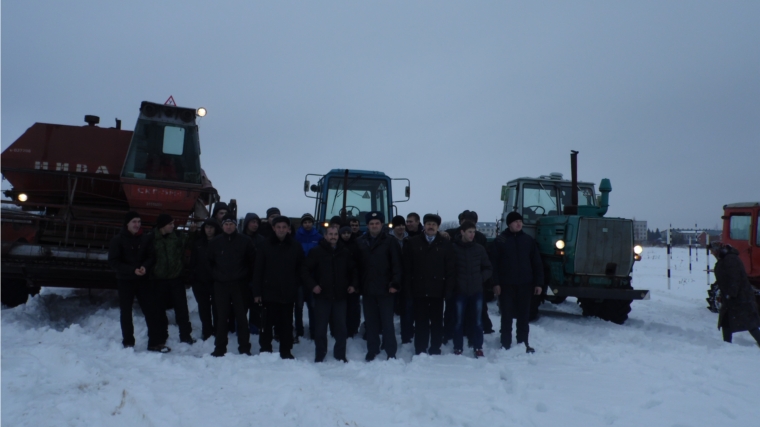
[{"x1": 164, "y1": 96, "x2": 176, "y2": 106}]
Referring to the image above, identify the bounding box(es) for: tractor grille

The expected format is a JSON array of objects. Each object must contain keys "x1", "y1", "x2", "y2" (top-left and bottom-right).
[{"x1": 574, "y1": 218, "x2": 634, "y2": 276}]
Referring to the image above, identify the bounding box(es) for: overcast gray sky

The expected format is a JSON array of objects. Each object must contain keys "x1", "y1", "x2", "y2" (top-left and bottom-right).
[{"x1": 2, "y1": 1, "x2": 758, "y2": 231}]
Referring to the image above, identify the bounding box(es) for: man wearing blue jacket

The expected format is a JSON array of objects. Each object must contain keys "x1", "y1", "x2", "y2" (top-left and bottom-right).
[{"x1": 294, "y1": 213, "x2": 322, "y2": 340}]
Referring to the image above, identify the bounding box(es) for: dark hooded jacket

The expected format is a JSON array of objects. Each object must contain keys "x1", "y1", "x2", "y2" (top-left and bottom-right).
[
  {"x1": 356, "y1": 231, "x2": 403, "y2": 296},
  {"x1": 211, "y1": 202, "x2": 229, "y2": 223},
  {"x1": 251, "y1": 233, "x2": 306, "y2": 303},
  {"x1": 715, "y1": 247, "x2": 760, "y2": 333},
  {"x1": 304, "y1": 239, "x2": 358, "y2": 301},
  {"x1": 207, "y1": 229, "x2": 257, "y2": 284},
  {"x1": 403, "y1": 233, "x2": 457, "y2": 299},
  {"x1": 108, "y1": 227, "x2": 149, "y2": 280},
  {"x1": 452, "y1": 236, "x2": 493, "y2": 296},
  {"x1": 190, "y1": 219, "x2": 222, "y2": 283},
  {"x1": 489, "y1": 229, "x2": 544, "y2": 289},
  {"x1": 242, "y1": 213, "x2": 266, "y2": 247}
]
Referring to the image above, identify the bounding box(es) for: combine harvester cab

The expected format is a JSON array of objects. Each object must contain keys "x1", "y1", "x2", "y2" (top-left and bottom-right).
[
  {"x1": 1, "y1": 101, "x2": 219, "y2": 306},
  {"x1": 303, "y1": 169, "x2": 410, "y2": 233},
  {"x1": 498, "y1": 151, "x2": 648, "y2": 324}
]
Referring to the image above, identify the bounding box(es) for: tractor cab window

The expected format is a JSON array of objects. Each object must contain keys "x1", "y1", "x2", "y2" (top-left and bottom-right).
[
  {"x1": 324, "y1": 177, "x2": 390, "y2": 226},
  {"x1": 729, "y1": 215, "x2": 751, "y2": 240},
  {"x1": 559, "y1": 185, "x2": 596, "y2": 210},
  {"x1": 121, "y1": 119, "x2": 202, "y2": 184},
  {"x1": 521, "y1": 184, "x2": 559, "y2": 221}
]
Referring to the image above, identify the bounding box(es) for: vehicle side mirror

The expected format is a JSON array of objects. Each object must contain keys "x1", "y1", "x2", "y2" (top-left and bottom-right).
[
  {"x1": 405, "y1": 186, "x2": 410, "y2": 198},
  {"x1": 311, "y1": 184, "x2": 320, "y2": 193},
  {"x1": 304, "y1": 180, "x2": 310, "y2": 192}
]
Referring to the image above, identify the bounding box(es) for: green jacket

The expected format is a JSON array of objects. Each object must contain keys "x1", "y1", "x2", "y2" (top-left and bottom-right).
[{"x1": 144, "y1": 229, "x2": 194, "y2": 280}]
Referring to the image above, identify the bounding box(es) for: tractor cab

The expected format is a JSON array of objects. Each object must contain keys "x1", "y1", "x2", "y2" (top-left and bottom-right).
[{"x1": 304, "y1": 169, "x2": 410, "y2": 233}]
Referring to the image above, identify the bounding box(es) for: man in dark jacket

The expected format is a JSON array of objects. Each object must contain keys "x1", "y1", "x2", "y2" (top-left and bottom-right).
[
  {"x1": 252, "y1": 216, "x2": 305, "y2": 359},
  {"x1": 108, "y1": 211, "x2": 168, "y2": 352},
  {"x1": 207, "y1": 213, "x2": 257, "y2": 356},
  {"x1": 143, "y1": 214, "x2": 195, "y2": 345},
  {"x1": 490, "y1": 212, "x2": 543, "y2": 353},
  {"x1": 451, "y1": 221, "x2": 492, "y2": 357},
  {"x1": 390, "y1": 215, "x2": 414, "y2": 344},
  {"x1": 257, "y1": 207, "x2": 281, "y2": 239},
  {"x1": 339, "y1": 225, "x2": 363, "y2": 337},
  {"x1": 190, "y1": 218, "x2": 222, "y2": 340},
  {"x1": 211, "y1": 202, "x2": 229, "y2": 225},
  {"x1": 304, "y1": 225, "x2": 358, "y2": 362},
  {"x1": 242, "y1": 213, "x2": 266, "y2": 335},
  {"x1": 712, "y1": 243, "x2": 760, "y2": 346},
  {"x1": 356, "y1": 211, "x2": 403, "y2": 361},
  {"x1": 294, "y1": 213, "x2": 322, "y2": 340},
  {"x1": 405, "y1": 212, "x2": 423, "y2": 238},
  {"x1": 404, "y1": 213, "x2": 456, "y2": 356}
]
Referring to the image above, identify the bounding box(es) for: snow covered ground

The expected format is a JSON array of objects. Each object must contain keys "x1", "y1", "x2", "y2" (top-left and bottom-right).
[{"x1": 2, "y1": 247, "x2": 759, "y2": 426}]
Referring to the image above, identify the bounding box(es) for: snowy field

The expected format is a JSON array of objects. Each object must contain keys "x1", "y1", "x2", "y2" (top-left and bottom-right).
[{"x1": 2, "y1": 247, "x2": 759, "y2": 427}]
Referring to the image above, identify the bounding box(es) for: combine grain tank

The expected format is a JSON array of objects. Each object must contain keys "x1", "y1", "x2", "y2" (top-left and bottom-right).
[{"x1": 1, "y1": 101, "x2": 219, "y2": 306}]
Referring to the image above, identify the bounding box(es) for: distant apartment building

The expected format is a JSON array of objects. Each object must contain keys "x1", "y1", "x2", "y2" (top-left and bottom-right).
[
  {"x1": 477, "y1": 222, "x2": 497, "y2": 238},
  {"x1": 633, "y1": 220, "x2": 647, "y2": 243}
]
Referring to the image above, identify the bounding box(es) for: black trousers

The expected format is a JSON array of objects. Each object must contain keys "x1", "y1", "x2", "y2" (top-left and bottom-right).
[
  {"x1": 153, "y1": 278, "x2": 193, "y2": 342},
  {"x1": 313, "y1": 298, "x2": 347, "y2": 361},
  {"x1": 191, "y1": 280, "x2": 215, "y2": 338},
  {"x1": 363, "y1": 294, "x2": 397, "y2": 358},
  {"x1": 499, "y1": 285, "x2": 533, "y2": 347},
  {"x1": 260, "y1": 301, "x2": 294, "y2": 355},
  {"x1": 346, "y1": 293, "x2": 362, "y2": 336},
  {"x1": 118, "y1": 279, "x2": 162, "y2": 347},
  {"x1": 213, "y1": 281, "x2": 251, "y2": 354},
  {"x1": 443, "y1": 295, "x2": 456, "y2": 341},
  {"x1": 413, "y1": 297, "x2": 445, "y2": 355}
]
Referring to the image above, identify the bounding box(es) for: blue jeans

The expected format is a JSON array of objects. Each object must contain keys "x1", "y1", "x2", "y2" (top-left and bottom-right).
[{"x1": 454, "y1": 292, "x2": 483, "y2": 351}]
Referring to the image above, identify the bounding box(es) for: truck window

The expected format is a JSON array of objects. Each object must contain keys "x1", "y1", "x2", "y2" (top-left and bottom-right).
[
  {"x1": 324, "y1": 177, "x2": 390, "y2": 225},
  {"x1": 522, "y1": 184, "x2": 558, "y2": 218},
  {"x1": 729, "y1": 215, "x2": 751, "y2": 240}
]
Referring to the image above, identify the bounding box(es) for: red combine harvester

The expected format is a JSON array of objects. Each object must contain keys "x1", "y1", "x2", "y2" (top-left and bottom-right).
[
  {"x1": 720, "y1": 203, "x2": 760, "y2": 292},
  {"x1": 1, "y1": 101, "x2": 221, "y2": 306}
]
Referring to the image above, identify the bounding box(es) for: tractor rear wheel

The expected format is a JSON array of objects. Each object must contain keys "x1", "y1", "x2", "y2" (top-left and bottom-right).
[{"x1": 1, "y1": 279, "x2": 30, "y2": 307}]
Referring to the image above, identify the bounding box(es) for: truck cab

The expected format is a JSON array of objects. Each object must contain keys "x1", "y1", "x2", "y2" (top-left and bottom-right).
[
  {"x1": 721, "y1": 202, "x2": 760, "y2": 288},
  {"x1": 303, "y1": 169, "x2": 410, "y2": 233}
]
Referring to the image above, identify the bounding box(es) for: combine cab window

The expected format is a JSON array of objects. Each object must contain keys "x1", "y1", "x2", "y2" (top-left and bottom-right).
[
  {"x1": 122, "y1": 120, "x2": 201, "y2": 183},
  {"x1": 522, "y1": 184, "x2": 559, "y2": 219},
  {"x1": 729, "y1": 215, "x2": 751, "y2": 241},
  {"x1": 324, "y1": 177, "x2": 390, "y2": 225}
]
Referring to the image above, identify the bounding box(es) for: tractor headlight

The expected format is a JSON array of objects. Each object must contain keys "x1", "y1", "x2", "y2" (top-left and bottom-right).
[
  {"x1": 633, "y1": 245, "x2": 643, "y2": 255},
  {"x1": 17, "y1": 193, "x2": 28, "y2": 202},
  {"x1": 555, "y1": 240, "x2": 565, "y2": 250},
  {"x1": 323, "y1": 222, "x2": 330, "y2": 228},
  {"x1": 196, "y1": 107, "x2": 207, "y2": 117}
]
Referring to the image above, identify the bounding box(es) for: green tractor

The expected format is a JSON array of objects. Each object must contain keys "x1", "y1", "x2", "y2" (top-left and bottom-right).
[{"x1": 499, "y1": 151, "x2": 648, "y2": 324}]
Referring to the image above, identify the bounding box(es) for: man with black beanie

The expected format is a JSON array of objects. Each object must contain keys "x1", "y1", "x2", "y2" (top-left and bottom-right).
[
  {"x1": 390, "y1": 215, "x2": 414, "y2": 344},
  {"x1": 207, "y1": 213, "x2": 257, "y2": 356},
  {"x1": 108, "y1": 211, "x2": 168, "y2": 352},
  {"x1": 490, "y1": 211, "x2": 544, "y2": 353},
  {"x1": 190, "y1": 218, "x2": 222, "y2": 341},
  {"x1": 339, "y1": 224, "x2": 363, "y2": 337},
  {"x1": 252, "y1": 215, "x2": 306, "y2": 359},
  {"x1": 404, "y1": 213, "x2": 456, "y2": 355},
  {"x1": 258, "y1": 207, "x2": 281, "y2": 239}
]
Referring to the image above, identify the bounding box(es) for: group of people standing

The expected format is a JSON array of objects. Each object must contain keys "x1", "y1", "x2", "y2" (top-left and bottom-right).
[{"x1": 108, "y1": 204, "x2": 546, "y2": 361}]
